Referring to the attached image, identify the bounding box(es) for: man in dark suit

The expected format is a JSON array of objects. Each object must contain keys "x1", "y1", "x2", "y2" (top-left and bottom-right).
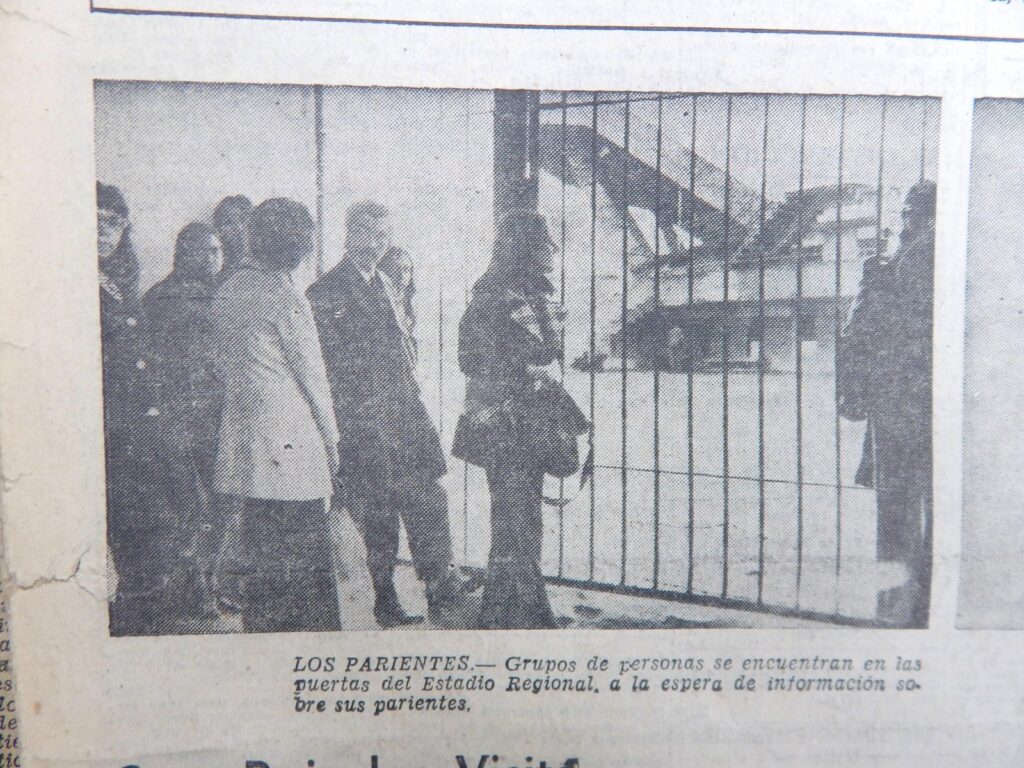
[
  {"x1": 838, "y1": 180, "x2": 935, "y2": 628},
  {"x1": 307, "y1": 201, "x2": 461, "y2": 627}
]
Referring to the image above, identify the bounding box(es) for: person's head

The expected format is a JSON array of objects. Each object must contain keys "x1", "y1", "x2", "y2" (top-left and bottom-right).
[
  {"x1": 494, "y1": 209, "x2": 558, "y2": 276},
  {"x1": 345, "y1": 200, "x2": 393, "y2": 271},
  {"x1": 900, "y1": 181, "x2": 937, "y2": 242},
  {"x1": 379, "y1": 247, "x2": 414, "y2": 294},
  {"x1": 173, "y1": 222, "x2": 223, "y2": 282},
  {"x1": 212, "y1": 194, "x2": 253, "y2": 264},
  {"x1": 97, "y1": 182, "x2": 141, "y2": 301},
  {"x1": 97, "y1": 182, "x2": 130, "y2": 262},
  {"x1": 249, "y1": 198, "x2": 315, "y2": 273}
]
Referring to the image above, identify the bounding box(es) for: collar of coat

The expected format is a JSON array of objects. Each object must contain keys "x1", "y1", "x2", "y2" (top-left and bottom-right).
[{"x1": 99, "y1": 270, "x2": 123, "y2": 303}]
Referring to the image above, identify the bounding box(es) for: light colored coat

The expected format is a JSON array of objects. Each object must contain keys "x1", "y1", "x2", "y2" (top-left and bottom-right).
[{"x1": 212, "y1": 263, "x2": 339, "y2": 501}]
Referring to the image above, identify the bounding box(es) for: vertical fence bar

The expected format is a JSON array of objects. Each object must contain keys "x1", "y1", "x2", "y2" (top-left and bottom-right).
[
  {"x1": 462, "y1": 96, "x2": 472, "y2": 564},
  {"x1": 795, "y1": 95, "x2": 808, "y2": 605},
  {"x1": 558, "y1": 92, "x2": 568, "y2": 578},
  {"x1": 620, "y1": 93, "x2": 632, "y2": 587},
  {"x1": 919, "y1": 100, "x2": 928, "y2": 182},
  {"x1": 721, "y1": 95, "x2": 734, "y2": 598},
  {"x1": 313, "y1": 85, "x2": 325, "y2": 277},
  {"x1": 834, "y1": 96, "x2": 847, "y2": 605},
  {"x1": 876, "y1": 97, "x2": 888, "y2": 262},
  {"x1": 589, "y1": 94, "x2": 599, "y2": 582},
  {"x1": 757, "y1": 94, "x2": 770, "y2": 605},
  {"x1": 686, "y1": 95, "x2": 698, "y2": 594},
  {"x1": 652, "y1": 94, "x2": 664, "y2": 589}
]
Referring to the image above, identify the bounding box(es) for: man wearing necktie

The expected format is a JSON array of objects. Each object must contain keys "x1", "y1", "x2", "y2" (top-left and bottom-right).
[{"x1": 308, "y1": 201, "x2": 462, "y2": 627}]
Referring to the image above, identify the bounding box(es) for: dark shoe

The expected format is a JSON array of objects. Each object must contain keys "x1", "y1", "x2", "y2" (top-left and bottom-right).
[
  {"x1": 374, "y1": 599, "x2": 424, "y2": 628},
  {"x1": 426, "y1": 571, "x2": 474, "y2": 625}
]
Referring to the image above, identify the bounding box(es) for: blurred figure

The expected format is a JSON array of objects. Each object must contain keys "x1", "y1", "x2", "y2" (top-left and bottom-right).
[
  {"x1": 212, "y1": 194, "x2": 253, "y2": 281},
  {"x1": 838, "y1": 180, "x2": 936, "y2": 628},
  {"x1": 142, "y1": 222, "x2": 225, "y2": 622},
  {"x1": 379, "y1": 246, "x2": 417, "y2": 367},
  {"x1": 308, "y1": 202, "x2": 464, "y2": 628},
  {"x1": 97, "y1": 182, "x2": 177, "y2": 635},
  {"x1": 453, "y1": 210, "x2": 587, "y2": 629},
  {"x1": 212, "y1": 198, "x2": 341, "y2": 633}
]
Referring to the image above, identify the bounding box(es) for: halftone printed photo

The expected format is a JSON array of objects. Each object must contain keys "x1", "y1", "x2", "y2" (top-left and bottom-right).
[{"x1": 93, "y1": 81, "x2": 939, "y2": 635}]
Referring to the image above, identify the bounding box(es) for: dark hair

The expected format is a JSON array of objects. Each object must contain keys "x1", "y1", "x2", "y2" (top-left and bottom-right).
[
  {"x1": 380, "y1": 247, "x2": 416, "y2": 331},
  {"x1": 904, "y1": 181, "x2": 937, "y2": 219},
  {"x1": 97, "y1": 182, "x2": 140, "y2": 302},
  {"x1": 173, "y1": 221, "x2": 219, "y2": 279},
  {"x1": 212, "y1": 195, "x2": 253, "y2": 231},
  {"x1": 249, "y1": 198, "x2": 314, "y2": 271},
  {"x1": 475, "y1": 209, "x2": 555, "y2": 296}
]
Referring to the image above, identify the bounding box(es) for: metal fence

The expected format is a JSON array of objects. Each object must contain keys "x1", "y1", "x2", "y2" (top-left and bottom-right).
[{"x1": 452, "y1": 91, "x2": 941, "y2": 627}]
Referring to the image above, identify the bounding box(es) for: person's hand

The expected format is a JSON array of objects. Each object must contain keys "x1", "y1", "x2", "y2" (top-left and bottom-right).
[
  {"x1": 548, "y1": 303, "x2": 568, "y2": 335},
  {"x1": 527, "y1": 363, "x2": 559, "y2": 387}
]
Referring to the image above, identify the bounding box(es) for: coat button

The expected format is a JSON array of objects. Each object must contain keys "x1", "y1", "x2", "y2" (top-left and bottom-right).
[
  {"x1": 136, "y1": 359, "x2": 146, "y2": 369},
  {"x1": 126, "y1": 317, "x2": 138, "y2": 327}
]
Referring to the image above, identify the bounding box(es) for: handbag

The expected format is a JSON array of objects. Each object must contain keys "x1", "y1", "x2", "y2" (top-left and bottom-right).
[{"x1": 518, "y1": 378, "x2": 590, "y2": 479}]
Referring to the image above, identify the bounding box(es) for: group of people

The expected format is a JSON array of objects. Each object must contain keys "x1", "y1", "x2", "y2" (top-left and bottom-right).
[
  {"x1": 98, "y1": 183, "x2": 580, "y2": 635},
  {"x1": 98, "y1": 176, "x2": 933, "y2": 635}
]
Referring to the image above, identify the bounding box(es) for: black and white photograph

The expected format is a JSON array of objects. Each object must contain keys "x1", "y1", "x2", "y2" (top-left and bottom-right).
[
  {"x1": 95, "y1": 82, "x2": 939, "y2": 635},
  {"x1": 959, "y1": 97, "x2": 1024, "y2": 629}
]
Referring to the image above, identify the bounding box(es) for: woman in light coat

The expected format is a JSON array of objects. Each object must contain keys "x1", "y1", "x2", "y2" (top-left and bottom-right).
[{"x1": 213, "y1": 198, "x2": 341, "y2": 633}]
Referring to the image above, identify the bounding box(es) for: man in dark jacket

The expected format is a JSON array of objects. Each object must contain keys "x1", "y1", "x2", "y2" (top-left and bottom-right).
[
  {"x1": 838, "y1": 180, "x2": 935, "y2": 628},
  {"x1": 307, "y1": 201, "x2": 461, "y2": 627}
]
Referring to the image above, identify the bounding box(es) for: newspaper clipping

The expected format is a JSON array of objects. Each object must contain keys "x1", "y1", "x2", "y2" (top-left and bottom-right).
[{"x1": 0, "y1": 1, "x2": 1022, "y2": 766}]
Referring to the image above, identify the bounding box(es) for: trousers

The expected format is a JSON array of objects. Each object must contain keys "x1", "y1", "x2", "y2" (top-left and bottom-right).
[
  {"x1": 478, "y1": 461, "x2": 555, "y2": 630},
  {"x1": 240, "y1": 498, "x2": 341, "y2": 633},
  {"x1": 347, "y1": 476, "x2": 453, "y2": 594}
]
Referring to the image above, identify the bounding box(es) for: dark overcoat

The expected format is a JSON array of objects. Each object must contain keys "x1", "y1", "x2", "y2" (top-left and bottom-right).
[
  {"x1": 453, "y1": 274, "x2": 586, "y2": 470},
  {"x1": 141, "y1": 273, "x2": 222, "y2": 470},
  {"x1": 307, "y1": 259, "x2": 446, "y2": 492},
  {"x1": 838, "y1": 227, "x2": 933, "y2": 571},
  {"x1": 100, "y1": 278, "x2": 184, "y2": 608}
]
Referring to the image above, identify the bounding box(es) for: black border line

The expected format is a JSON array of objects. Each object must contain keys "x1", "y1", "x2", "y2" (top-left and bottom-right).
[{"x1": 91, "y1": 2, "x2": 1024, "y2": 44}]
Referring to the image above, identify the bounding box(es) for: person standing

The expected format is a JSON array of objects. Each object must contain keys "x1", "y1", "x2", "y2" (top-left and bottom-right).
[
  {"x1": 453, "y1": 210, "x2": 587, "y2": 630},
  {"x1": 97, "y1": 182, "x2": 177, "y2": 635},
  {"x1": 212, "y1": 198, "x2": 341, "y2": 633},
  {"x1": 307, "y1": 201, "x2": 462, "y2": 628},
  {"x1": 838, "y1": 180, "x2": 936, "y2": 628},
  {"x1": 142, "y1": 222, "x2": 225, "y2": 622}
]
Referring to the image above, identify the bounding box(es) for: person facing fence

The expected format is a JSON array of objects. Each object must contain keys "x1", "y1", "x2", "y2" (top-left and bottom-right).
[
  {"x1": 453, "y1": 209, "x2": 588, "y2": 630},
  {"x1": 837, "y1": 180, "x2": 936, "y2": 628}
]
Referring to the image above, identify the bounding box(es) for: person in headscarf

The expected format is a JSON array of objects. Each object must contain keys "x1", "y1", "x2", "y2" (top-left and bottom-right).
[
  {"x1": 838, "y1": 180, "x2": 936, "y2": 628},
  {"x1": 453, "y1": 209, "x2": 587, "y2": 629}
]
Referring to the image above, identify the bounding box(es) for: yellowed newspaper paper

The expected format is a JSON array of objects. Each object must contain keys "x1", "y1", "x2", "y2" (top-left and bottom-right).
[{"x1": 1, "y1": 2, "x2": 1023, "y2": 766}]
